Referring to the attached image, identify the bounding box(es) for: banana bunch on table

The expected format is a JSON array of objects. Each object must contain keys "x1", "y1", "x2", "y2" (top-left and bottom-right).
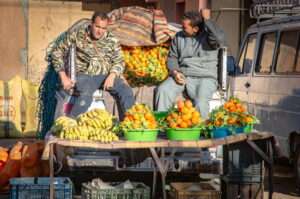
[{"x1": 52, "y1": 109, "x2": 119, "y2": 142}]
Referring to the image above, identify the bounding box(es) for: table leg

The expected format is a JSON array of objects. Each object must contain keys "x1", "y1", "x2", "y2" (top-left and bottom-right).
[
  {"x1": 152, "y1": 168, "x2": 157, "y2": 199},
  {"x1": 49, "y1": 143, "x2": 54, "y2": 199},
  {"x1": 268, "y1": 140, "x2": 274, "y2": 199},
  {"x1": 149, "y1": 148, "x2": 167, "y2": 199}
]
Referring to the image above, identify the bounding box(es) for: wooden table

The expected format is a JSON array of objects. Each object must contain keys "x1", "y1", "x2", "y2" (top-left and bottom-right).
[{"x1": 42, "y1": 132, "x2": 275, "y2": 199}]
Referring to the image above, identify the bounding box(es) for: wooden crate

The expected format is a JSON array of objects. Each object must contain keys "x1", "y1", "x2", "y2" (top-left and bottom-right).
[{"x1": 170, "y1": 182, "x2": 219, "y2": 199}]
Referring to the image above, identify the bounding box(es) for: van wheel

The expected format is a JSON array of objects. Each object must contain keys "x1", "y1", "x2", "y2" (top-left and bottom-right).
[{"x1": 294, "y1": 146, "x2": 300, "y2": 189}]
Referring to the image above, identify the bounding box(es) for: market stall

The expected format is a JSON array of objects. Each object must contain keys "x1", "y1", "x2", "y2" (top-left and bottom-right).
[{"x1": 42, "y1": 131, "x2": 275, "y2": 199}]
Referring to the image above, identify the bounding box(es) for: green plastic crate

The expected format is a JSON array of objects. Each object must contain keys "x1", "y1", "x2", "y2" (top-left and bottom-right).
[
  {"x1": 9, "y1": 177, "x2": 73, "y2": 199},
  {"x1": 81, "y1": 182, "x2": 150, "y2": 199}
]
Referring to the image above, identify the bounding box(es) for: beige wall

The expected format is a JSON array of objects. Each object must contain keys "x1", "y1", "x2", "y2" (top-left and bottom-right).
[
  {"x1": 28, "y1": 0, "x2": 156, "y2": 84},
  {"x1": 0, "y1": 0, "x2": 27, "y2": 81},
  {"x1": 28, "y1": 0, "x2": 94, "y2": 84},
  {"x1": 210, "y1": 0, "x2": 240, "y2": 56}
]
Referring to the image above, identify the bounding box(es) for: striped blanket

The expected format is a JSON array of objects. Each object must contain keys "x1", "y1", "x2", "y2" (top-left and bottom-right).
[{"x1": 108, "y1": 6, "x2": 177, "y2": 46}]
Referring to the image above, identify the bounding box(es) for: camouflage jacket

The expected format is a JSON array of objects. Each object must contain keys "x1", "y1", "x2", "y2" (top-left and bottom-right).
[{"x1": 51, "y1": 27, "x2": 124, "y2": 77}]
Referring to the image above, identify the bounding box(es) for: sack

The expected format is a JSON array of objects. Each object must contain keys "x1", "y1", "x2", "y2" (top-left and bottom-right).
[
  {"x1": 21, "y1": 79, "x2": 40, "y2": 137},
  {"x1": 0, "y1": 76, "x2": 23, "y2": 138}
]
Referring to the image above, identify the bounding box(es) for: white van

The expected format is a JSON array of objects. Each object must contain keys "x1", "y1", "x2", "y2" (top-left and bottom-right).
[{"x1": 229, "y1": 14, "x2": 300, "y2": 187}]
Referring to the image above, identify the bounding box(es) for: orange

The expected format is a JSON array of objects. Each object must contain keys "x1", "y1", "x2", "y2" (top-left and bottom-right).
[
  {"x1": 133, "y1": 113, "x2": 140, "y2": 120},
  {"x1": 132, "y1": 123, "x2": 139, "y2": 129},
  {"x1": 136, "y1": 104, "x2": 144, "y2": 111},
  {"x1": 179, "y1": 122, "x2": 188, "y2": 128},
  {"x1": 184, "y1": 100, "x2": 193, "y2": 108},
  {"x1": 217, "y1": 112, "x2": 224, "y2": 118},
  {"x1": 240, "y1": 106, "x2": 247, "y2": 112},
  {"x1": 181, "y1": 115, "x2": 189, "y2": 122},
  {"x1": 192, "y1": 111, "x2": 200, "y2": 118},
  {"x1": 166, "y1": 115, "x2": 172, "y2": 121},
  {"x1": 180, "y1": 107, "x2": 189, "y2": 115},
  {"x1": 191, "y1": 117, "x2": 200, "y2": 125},
  {"x1": 177, "y1": 101, "x2": 185, "y2": 109},
  {"x1": 172, "y1": 112, "x2": 179, "y2": 118},
  {"x1": 246, "y1": 117, "x2": 253, "y2": 123},
  {"x1": 228, "y1": 118, "x2": 237, "y2": 124},
  {"x1": 170, "y1": 122, "x2": 178, "y2": 128},
  {"x1": 176, "y1": 117, "x2": 183, "y2": 125},
  {"x1": 187, "y1": 120, "x2": 192, "y2": 127},
  {"x1": 145, "y1": 112, "x2": 152, "y2": 120}
]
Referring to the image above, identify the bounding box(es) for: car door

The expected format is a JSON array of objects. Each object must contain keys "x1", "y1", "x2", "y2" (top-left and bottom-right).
[
  {"x1": 248, "y1": 29, "x2": 278, "y2": 132},
  {"x1": 229, "y1": 32, "x2": 257, "y2": 104}
]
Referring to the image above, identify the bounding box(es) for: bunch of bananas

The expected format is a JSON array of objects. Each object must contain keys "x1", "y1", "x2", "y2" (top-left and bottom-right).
[
  {"x1": 52, "y1": 109, "x2": 119, "y2": 143},
  {"x1": 52, "y1": 116, "x2": 77, "y2": 135},
  {"x1": 89, "y1": 128, "x2": 119, "y2": 142}
]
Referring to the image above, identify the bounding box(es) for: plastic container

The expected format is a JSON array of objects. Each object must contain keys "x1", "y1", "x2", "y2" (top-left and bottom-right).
[
  {"x1": 212, "y1": 126, "x2": 245, "y2": 138},
  {"x1": 153, "y1": 111, "x2": 167, "y2": 120},
  {"x1": 9, "y1": 177, "x2": 73, "y2": 199},
  {"x1": 244, "y1": 123, "x2": 254, "y2": 133},
  {"x1": 166, "y1": 128, "x2": 201, "y2": 140},
  {"x1": 170, "y1": 182, "x2": 219, "y2": 199},
  {"x1": 124, "y1": 129, "x2": 159, "y2": 141},
  {"x1": 81, "y1": 182, "x2": 150, "y2": 199}
]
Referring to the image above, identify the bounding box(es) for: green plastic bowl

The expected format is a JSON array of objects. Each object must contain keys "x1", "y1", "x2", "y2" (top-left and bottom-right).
[
  {"x1": 153, "y1": 111, "x2": 167, "y2": 120},
  {"x1": 244, "y1": 123, "x2": 254, "y2": 133},
  {"x1": 124, "y1": 129, "x2": 159, "y2": 141},
  {"x1": 166, "y1": 128, "x2": 201, "y2": 140}
]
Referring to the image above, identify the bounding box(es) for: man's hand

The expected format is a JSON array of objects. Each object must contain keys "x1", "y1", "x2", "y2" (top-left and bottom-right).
[
  {"x1": 201, "y1": 9, "x2": 211, "y2": 20},
  {"x1": 58, "y1": 71, "x2": 75, "y2": 90},
  {"x1": 172, "y1": 70, "x2": 185, "y2": 85},
  {"x1": 103, "y1": 73, "x2": 116, "y2": 90}
]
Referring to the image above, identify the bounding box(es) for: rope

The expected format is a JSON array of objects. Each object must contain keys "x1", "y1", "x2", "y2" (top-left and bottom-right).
[{"x1": 37, "y1": 32, "x2": 67, "y2": 139}]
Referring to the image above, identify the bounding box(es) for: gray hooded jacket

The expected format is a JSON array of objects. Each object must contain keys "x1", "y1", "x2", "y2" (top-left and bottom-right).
[{"x1": 167, "y1": 19, "x2": 226, "y2": 81}]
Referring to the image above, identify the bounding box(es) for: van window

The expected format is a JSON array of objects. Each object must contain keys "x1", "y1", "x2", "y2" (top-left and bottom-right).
[
  {"x1": 237, "y1": 34, "x2": 257, "y2": 75},
  {"x1": 275, "y1": 30, "x2": 299, "y2": 74},
  {"x1": 255, "y1": 32, "x2": 277, "y2": 74}
]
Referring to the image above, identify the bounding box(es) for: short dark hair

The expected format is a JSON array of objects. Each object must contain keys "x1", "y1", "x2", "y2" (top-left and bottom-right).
[
  {"x1": 182, "y1": 10, "x2": 203, "y2": 28},
  {"x1": 92, "y1": 11, "x2": 108, "y2": 23}
]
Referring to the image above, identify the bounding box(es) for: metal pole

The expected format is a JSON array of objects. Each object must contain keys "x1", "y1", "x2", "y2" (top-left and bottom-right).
[{"x1": 49, "y1": 143, "x2": 54, "y2": 199}]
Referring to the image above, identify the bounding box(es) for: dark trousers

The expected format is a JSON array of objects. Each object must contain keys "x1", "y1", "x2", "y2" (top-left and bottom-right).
[{"x1": 70, "y1": 73, "x2": 135, "y2": 119}]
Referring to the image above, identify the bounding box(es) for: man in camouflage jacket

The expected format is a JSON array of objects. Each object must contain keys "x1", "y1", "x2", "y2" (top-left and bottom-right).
[{"x1": 52, "y1": 11, "x2": 135, "y2": 119}]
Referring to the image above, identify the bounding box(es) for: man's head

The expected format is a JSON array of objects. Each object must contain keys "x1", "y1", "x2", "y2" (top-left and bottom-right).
[
  {"x1": 90, "y1": 11, "x2": 109, "y2": 39},
  {"x1": 182, "y1": 10, "x2": 203, "y2": 36}
]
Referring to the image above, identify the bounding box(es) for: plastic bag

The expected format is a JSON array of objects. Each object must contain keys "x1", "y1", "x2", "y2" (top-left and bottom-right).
[
  {"x1": 0, "y1": 76, "x2": 23, "y2": 138},
  {"x1": 21, "y1": 79, "x2": 40, "y2": 137}
]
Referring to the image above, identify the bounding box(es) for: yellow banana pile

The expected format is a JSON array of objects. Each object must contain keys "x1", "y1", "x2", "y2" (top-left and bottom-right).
[{"x1": 52, "y1": 109, "x2": 119, "y2": 142}]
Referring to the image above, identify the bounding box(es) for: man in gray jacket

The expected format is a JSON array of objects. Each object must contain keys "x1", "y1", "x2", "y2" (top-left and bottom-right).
[{"x1": 155, "y1": 9, "x2": 226, "y2": 119}]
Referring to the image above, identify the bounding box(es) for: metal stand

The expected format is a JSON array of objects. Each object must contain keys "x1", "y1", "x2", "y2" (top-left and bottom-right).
[{"x1": 247, "y1": 138, "x2": 274, "y2": 199}]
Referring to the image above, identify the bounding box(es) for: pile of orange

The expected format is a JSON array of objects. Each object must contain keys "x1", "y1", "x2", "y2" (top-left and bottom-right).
[
  {"x1": 206, "y1": 97, "x2": 258, "y2": 127},
  {"x1": 121, "y1": 43, "x2": 170, "y2": 87},
  {"x1": 166, "y1": 100, "x2": 202, "y2": 128},
  {"x1": 121, "y1": 104, "x2": 157, "y2": 129}
]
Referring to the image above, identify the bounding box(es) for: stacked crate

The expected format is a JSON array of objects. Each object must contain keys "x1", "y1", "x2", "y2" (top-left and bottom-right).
[{"x1": 221, "y1": 141, "x2": 265, "y2": 199}]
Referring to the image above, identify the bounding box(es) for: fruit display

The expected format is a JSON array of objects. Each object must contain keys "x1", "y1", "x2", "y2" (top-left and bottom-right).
[
  {"x1": 163, "y1": 100, "x2": 203, "y2": 129},
  {"x1": 121, "y1": 43, "x2": 170, "y2": 87},
  {"x1": 52, "y1": 109, "x2": 119, "y2": 142},
  {"x1": 121, "y1": 104, "x2": 157, "y2": 130},
  {"x1": 205, "y1": 97, "x2": 259, "y2": 128}
]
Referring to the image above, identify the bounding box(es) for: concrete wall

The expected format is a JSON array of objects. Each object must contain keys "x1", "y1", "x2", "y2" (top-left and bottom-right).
[
  {"x1": 0, "y1": 0, "x2": 155, "y2": 83},
  {"x1": 0, "y1": 0, "x2": 27, "y2": 81},
  {"x1": 28, "y1": 0, "x2": 94, "y2": 84},
  {"x1": 210, "y1": 0, "x2": 240, "y2": 56}
]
